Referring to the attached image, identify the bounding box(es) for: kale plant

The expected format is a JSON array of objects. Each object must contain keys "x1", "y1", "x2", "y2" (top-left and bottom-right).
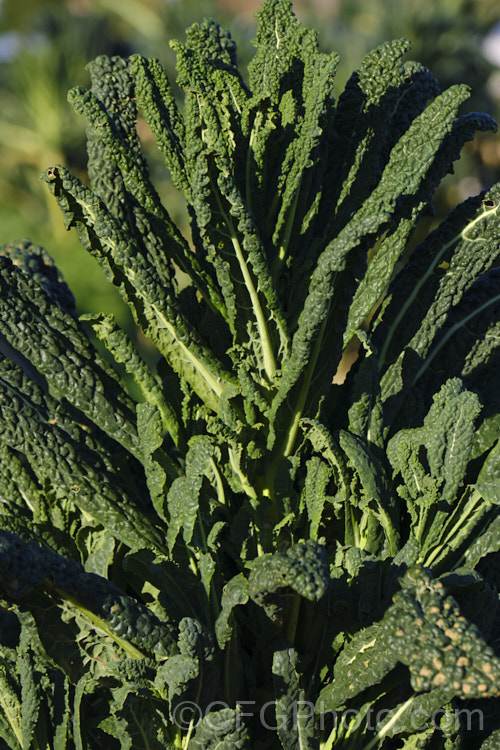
[{"x1": 1, "y1": 1, "x2": 500, "y2": 747}]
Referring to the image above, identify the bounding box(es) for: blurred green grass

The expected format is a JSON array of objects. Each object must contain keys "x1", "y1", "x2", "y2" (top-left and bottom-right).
[{"x1": 0, "y1": 0, "x2": 499, "y2": 327}]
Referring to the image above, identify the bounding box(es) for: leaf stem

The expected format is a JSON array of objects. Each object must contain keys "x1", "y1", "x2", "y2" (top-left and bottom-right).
[
  {"x1": 182, "y1": 717, "x2": 196, "y2": 749},
  {"x1": 209, "y1": 456, "x2": 226, "y2": 505},
  {"x1": 378, "y1": 200, "x2": 500, "y2": 371},
  {"x1": 412, "y1": 291, "x2": 500, "y2": 385},
  {"x1": 271, "y1": 183, "x2": 302, "y2": 284},
  {"x1": 54, "y1": 589, "x2": 146, "y2": 659},
  {"x1": 214, "y1": 189, "x2": 278, "y2": 382},
  {"x1": 229, "y1": 447, "x2": 258, "y2": 503},
  {"x1": 423, "y1": 488, "x2": 485, "y2": 568},
  {"x1": 361, "y1": 695, "x2": 414, "y2": 750},
  {"x1": 149, "y1": 301, "x2": 227, "y2": 399},
  {"x1": 0, "y1": 683, "x2": 22, "y2": 747},
  {"x1": 284, "y1": 593, "x2": 301, "y2": 647},
  {"x1": 282, "y1": 317, "x2": 328, "y2": 458}
]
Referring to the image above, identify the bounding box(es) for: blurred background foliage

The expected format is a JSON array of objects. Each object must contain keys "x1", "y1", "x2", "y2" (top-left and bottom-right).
[{"x1": 0, "y1": 0, "x2": 499, "y2": 329}]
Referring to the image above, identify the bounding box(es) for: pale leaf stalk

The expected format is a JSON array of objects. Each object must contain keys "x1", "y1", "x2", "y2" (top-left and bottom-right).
[{"x1": 213, "y1": 186, "x2": 278, "y2": 382}]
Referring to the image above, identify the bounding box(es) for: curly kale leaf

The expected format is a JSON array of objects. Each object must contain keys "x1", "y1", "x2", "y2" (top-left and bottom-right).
[
  {"x1": 0, "y1": 256, "x2": 139, "y2": 457},
  {"x1": 215, "y1": 573, "x2": 249, "y2": 649},
  {"x1": 98, "y1": 692, "x2": 171, "y2": 750},
  {"x1": 345, "y1": 105, "x2": 496, "y2": 351},
  {"x1": 166, "y1": 435, "x2": 217, "y2": 552},
  {"x1": 74, "y1": 55, "x2": 186, "y2": 297},
  {"x1": 391, "y1": 377, "x2": 481, "y2": 492},
  {"x1": 387, "y1": 566, "x2": 500, "y2": 698},
  {"x1": 317, "y1": 621, "x2": 399, "y2": 711},
  {"x1": 172, "y1": 25, "x2": 289, "y2": 382},
  {"x1": 302, "y1": 418, "x2": 397, "y2": 554},
  {"x1": 83, "y1": 312, "x2": 184, "y2": 452},
  {"x1": 301, "y1": 456, "x2": 331, "y2": 541},
  {"x1": 481, "y1": 729, "x2": 500, "y2": 749},
  {"x1": 387, "y1": 379, "x2": 489, "y2": 568},
  {"x1": 268, "y1": 80, "x2": 475, "y2": 458},
  {"x1": 248, "y1": 540, "x2": 330, "y2": 622},
  {"x1": 42, "y1": 164, "x2": 240, "y2": 417},
  {"x1": 0, "y1": 240, "x2": 75, "y2": 315},
  {"x1": 319, "y1": 565, "x2": 500, "y2": 716},
  {"x1": 157, "y1": 617, "x2": 217, "y2": 720},
  {"x1": 0, "y1": 531, "x2": 176, "y2": 657},
  {"x1": 474, "y1": 427, "x2": 500, "y2": 505},
  {"x1": 189, "y1": 708, "x2": 250, "y2": 749},
  {"x1": 105, "y1": 657, "x2": 156, "y2": 687},
  {"x1": 0, "y1": 613, "x2": 72, "y2": 749},
  {"x1": 273, "y1": 648, "x2": 319, "y2": 749},
  {"x1": 0, "y1": 650, "x2": 23, "y2": 749},
  {"x1": 376, "y1": 185, "x2": 500, "y2": 426},
  {"x1": 339, "y1": 428, "x2": 399, "y2": 555},
  {"x1": 0, "y1": 353, "x2": 164, "y2": 553}
]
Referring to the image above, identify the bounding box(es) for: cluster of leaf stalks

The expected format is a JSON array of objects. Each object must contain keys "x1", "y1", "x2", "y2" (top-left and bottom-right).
[{"x1": 0, "y1": 1, "x2": 500, "y2": 748}]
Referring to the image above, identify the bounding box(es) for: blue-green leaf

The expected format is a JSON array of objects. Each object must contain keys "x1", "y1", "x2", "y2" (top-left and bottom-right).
[{"x1": 273, "y1": 648, "x2": 318, "y2": 749}]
